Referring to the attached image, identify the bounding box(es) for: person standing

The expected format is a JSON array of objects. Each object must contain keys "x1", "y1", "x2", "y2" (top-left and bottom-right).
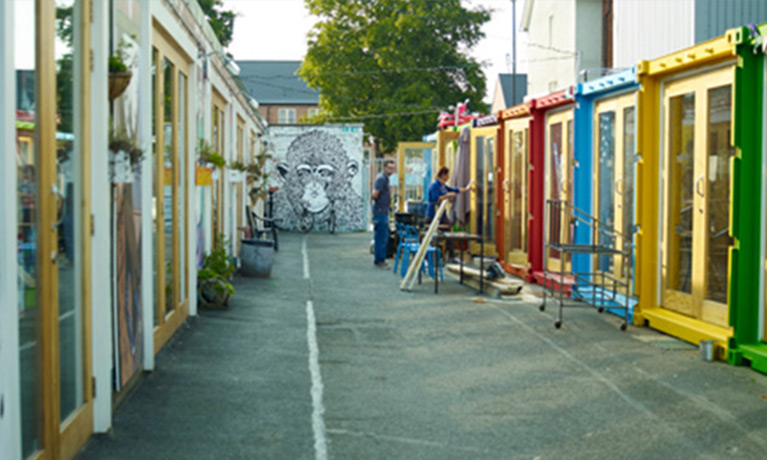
[
  {"x1": 371, "y1": 160, "x2": 395, "y2": 268},
  {"x1": 426, "y1": 166, "x2": 471, "y2": 225}
]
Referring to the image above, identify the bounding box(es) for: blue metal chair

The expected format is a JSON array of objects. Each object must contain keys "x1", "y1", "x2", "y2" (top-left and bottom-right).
[{"x1": 393, "y1": 223, "x2": 420, "y2": 276}]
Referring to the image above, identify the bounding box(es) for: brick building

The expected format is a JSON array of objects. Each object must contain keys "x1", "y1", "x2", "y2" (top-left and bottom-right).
[{"x1": 237, "y1": 60, "x2": 320, "y2": 125}]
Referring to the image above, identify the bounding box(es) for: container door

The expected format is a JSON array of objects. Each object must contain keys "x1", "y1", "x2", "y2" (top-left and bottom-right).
[
  {"x1": 18, "y1": 1, "x2": 94, "y2": 458},
  {"x1": 505, "y1": 119, "x2": 529, "y2": 265},
  {"x1": 545, "y1": 109, "x2": 574, "y2": 273},
  {"x1": 594, "y1": 93, "x2": 635, "y2": 285},
  {"x1": 661, "y1": 66, "x2": 734, "y2": 327},
  {"x1": 396, "y1": 142, "x2": 435, "y2": 212},
  {"x1": 152, "y1": 28, "x2": 191, "y2": 353}
]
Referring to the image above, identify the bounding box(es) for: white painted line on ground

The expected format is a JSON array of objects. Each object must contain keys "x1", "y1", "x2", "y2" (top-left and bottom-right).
[
  {"x1": 307, "y1": 300, "x2": 328, "y2": 460},
  {"x1": 302, "y1": 236, "x2": 310, "y2": 279},
  {"x1": 303, "y1": 236, "x2": 328, "y2": 460},
  {"x1": 489, "y1": 305, "x2": 651, "y2": 415},
  {"x1": 491, "y1": 307, "x2": 702, "y2": 454},
  {"x1": 326, "y1": 428, "x2": 491, "y2": 454}
]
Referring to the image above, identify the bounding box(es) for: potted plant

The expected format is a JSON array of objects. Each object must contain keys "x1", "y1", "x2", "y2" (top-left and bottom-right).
[
  {"x1": 197, "y1": 234, "x2": 236, "y2": 309},
  {"x1": 108, "y1": 127, "x2": 144, "y2": 167},
  {"x1": 108, "y1": 40, "x2": 133, "y2": 101}
]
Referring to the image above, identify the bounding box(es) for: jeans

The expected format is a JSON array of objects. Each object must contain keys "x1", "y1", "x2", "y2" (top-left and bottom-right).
[{"x1": 373, "y1": 214, "x2": 389, "y2": 264}]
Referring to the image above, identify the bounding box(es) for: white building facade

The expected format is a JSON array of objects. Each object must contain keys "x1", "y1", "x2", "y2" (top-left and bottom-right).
[{"x1": 0, "y1": 1, "x2": 265, "y2": 459}]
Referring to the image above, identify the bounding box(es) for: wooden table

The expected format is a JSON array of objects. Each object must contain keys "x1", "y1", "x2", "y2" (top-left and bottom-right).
[{"x1": 433, "y1": 232, "x2": 484, "y2": 294}]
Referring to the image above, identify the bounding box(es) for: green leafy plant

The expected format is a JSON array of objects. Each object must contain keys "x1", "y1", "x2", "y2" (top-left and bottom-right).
[
  {"x1": 228, "y1": 160, "x2": 248, "y2": 172},
  {"x1": 109, "y1": 55, "x2": 128, "y2": 73},
  {"x1": 197, "y1": 234, "x2": 236, "y2": 308},
  {"x1": 109, "y1": 38, "x2": 133, "y2": 73},
  {"x1": 197, "y1": 139, "x2": 226, "y2": 168},
  {"x1": 108, "y1": 126, "x2": 144, "y2": 166}
]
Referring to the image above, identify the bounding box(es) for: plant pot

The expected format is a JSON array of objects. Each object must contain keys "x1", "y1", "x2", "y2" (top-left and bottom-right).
[
  {"x1": 240, "y1": 238, "x2": 275, "y2": 278},
  {"x1": 197, "y1": 276, "x2": 232, "y2": 309},
  {"x1": 109, "y1": 71, "x2": 133, "y2": 101}
]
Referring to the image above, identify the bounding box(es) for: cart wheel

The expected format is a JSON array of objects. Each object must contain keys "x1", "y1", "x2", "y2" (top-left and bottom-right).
[
  {"x1": 597, "y1": 307, "x2": 604, "y2": 313},
  {"x1": 554, "y1": 320, "x2": 562, "y2": 329},
  {"x1": 539, "y1": 304, "x2": 546, "y2": 312},
  {"x1": 620, "y1": 323, "x2": 627, "y2": 331}
]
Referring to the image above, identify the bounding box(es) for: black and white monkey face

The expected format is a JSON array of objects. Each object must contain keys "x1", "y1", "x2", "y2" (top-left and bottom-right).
[
  {"x1": 296, "y1": 163, "x2": 337, "y2": 213},
  {"x1": 276, "y1": 130, "x2": 360, "y2": 216}
]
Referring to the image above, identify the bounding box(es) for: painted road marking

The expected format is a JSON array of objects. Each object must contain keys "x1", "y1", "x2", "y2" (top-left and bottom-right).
[{"x1": 303, "y1": 236, "x2": 328, "y2": 460}]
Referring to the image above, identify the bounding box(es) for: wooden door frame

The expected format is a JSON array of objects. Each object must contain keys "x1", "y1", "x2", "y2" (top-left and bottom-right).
[
  {"x1": 504, "y1": 117, "x2": 531, "y2": 266},
  {"x1": 396, "y1": 142, "x2": 434, "y2": 212},
  {"x1": 593, "y1": 92, "x2": 635, "y2": 284},
  {"x1": 26, "y1": 1, "x2": 94, "y2": 459},
  {"x1": 468, "y1": 126, "x2": 497, "y2": 254},
  {"x1": 660, "y1": 65, "x2": 734, "y2": 327},
  {"x1": 151, "y1": 22, "x2": 192, "y2": 354},
  {"x1": 544, "y1": 108, "x2": 574, "y2": 272}
]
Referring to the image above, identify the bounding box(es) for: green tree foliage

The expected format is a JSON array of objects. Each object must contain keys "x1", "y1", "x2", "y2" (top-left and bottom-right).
[
  {"x1": 55, "y1": 5, "x2": 74, "y2": 135},
  {"x1": 300, "y1": 0, "x2": 490, "y2": 153},
  {"x1": 198, "y1": 0, "x2": 237, "y2": 49}
]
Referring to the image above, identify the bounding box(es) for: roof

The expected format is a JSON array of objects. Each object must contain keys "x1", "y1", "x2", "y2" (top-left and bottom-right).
[
  {"x1": 498, "y1": 74, "x2": 528, "y2": 108},
  {"x1": 236, "y1": 60, "x2": 320, "y2": 105}
]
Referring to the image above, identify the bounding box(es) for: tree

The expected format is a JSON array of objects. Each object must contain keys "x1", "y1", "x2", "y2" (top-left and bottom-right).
[
  {"x1": 300, "y1": 0, "x2": 490, "y2": 153},
  {"x1": 199, "y1": 0, "x2": 237, "y2": 49}
]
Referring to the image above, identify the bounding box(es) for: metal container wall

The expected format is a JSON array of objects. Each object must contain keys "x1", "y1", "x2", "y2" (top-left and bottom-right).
[
  {"x1": 529, "y1": 90, "x2": 574, "y2": 282},
  {"x1": 728, "y1": 24, "x2": 767, "y2": 374},
  {"x1": 635, "y1": 32, "x2": 738, "y2": 358}
]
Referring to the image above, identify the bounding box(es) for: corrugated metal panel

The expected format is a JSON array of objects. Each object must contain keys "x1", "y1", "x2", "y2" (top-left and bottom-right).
[
  {"x1": 695, "y1": 0, "x2": 767, "y2": 42},
  {"x1": 613, "y1": 0, "x2": 694, "y2": 69}
]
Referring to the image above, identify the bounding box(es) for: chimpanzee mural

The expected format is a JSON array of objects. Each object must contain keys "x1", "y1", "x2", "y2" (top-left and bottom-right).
[{"x1": 272, "y1": 129, "x2": 364, "y2": 232}]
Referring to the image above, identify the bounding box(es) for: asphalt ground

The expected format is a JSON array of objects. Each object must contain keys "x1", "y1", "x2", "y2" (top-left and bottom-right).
[{"x1": 76, "y1": 232, "x2": 767, "y2": 460}]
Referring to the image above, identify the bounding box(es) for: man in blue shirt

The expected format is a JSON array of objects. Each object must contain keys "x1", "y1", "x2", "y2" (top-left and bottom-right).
[
  {"x1": 372, "y1": 160, "x2": 396, "y2": 268},
  {"x1": 426, "y1": 166, "x2": 471, "y2": 225}
]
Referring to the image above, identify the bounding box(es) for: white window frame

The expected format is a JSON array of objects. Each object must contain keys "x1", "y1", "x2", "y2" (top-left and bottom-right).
[{"x1": 278, "y1": 108, "x2": 296, "y2": 124}]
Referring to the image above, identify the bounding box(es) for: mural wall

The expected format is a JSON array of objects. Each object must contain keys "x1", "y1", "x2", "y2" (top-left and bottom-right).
[{"x1": 269, "y1": 125, "x2": 365, "y2": 232}]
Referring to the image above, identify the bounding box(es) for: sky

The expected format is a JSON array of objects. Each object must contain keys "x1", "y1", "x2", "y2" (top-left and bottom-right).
[{"x1": 223, "y1": 0, "x2": 529, "y2": 104}]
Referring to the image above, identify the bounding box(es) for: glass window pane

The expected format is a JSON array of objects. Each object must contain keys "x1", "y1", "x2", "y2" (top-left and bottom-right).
[
  {"x1": 56, "y1": 0, "x2": 84, "y2": 423},
  {"x1": 151, "y1": 48, "x2": 158, "y2": 326},
  {"x1": 510, "y1": 131, "x2": 524, "y2": 251},
  {"x1": 597, "y1": 111, "x2": 615, "y2": 273},
  {"x1": 666, "y1": 92, "x2": 695, "y2": 294},
  {"x1": 475, "y1": 137, "x2": 485, "y2": 236},
  {"x1": 16, "y1": 0, "x2": 43, "y2": 455},
  {"x1": 178, "y1": 73, "x2": 186, "y2": 304},
  {"x1": 548, "y1": 122, "x2": 562, "y2": 257},
  {"x1": 705, "y1": 85, "x2": 734, "y2": 303},
  {"x1": 622, "y1": 106, "x2": 637, "y2": 279},
  {"x1": 163, "y1": 58, "x2": 175, "y2": 314},
  {"x1": 485, "y1": 137, "x2": 494, "y2": 242}
]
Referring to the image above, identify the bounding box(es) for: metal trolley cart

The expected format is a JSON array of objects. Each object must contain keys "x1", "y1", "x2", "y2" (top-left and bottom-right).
[{"x1": 539, "y1": 199, "x2": 632, "y2": 331}]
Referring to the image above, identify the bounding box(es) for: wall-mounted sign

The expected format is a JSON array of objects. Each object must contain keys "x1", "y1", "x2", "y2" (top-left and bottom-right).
[{"x1": 196, "y1": 166, "x2": 213, "y2": 186}]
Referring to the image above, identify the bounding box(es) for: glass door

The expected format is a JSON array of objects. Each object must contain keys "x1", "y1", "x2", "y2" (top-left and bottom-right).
[
  {"x1": 661, "y1": 65, "x2": 734, "y2": 328},
  {"x1": 211, "y1": 89, "x2": 226, "y2": 247},
  {"x1": 545, "y1": 109, "x2": 574, "y2": 272},
  {"x1": 504, "y1": 118, "x2": 529, "y2": 265},
  {"x1": 152, "y1": 27, "x2": 191, "y2": 352},
  {"x1": 594, "y1": 93, "x2": 636, "y2": 284},
  {"x1": 396, "y1": 142, "x2": 434, "y2": 212},
  {"x1": 17, "y1": 1, "x2": 93, "y2": 458}
]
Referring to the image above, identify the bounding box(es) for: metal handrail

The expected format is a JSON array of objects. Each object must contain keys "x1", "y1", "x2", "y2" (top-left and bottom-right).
[{"x1": 546, "y1": 199, "x2": 633, "y2": 252}]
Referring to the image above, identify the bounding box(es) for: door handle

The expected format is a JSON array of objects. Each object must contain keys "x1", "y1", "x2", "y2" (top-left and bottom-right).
[
  {"x1": 615, "y1": 177, "x2": 623, "y2": 195},
  {"x1": 51, "y1": 185, "x2": 66, "y2": 229},
  {"x1": 695, "y1": 175, "x2": 705, "y2": 198},
  {"x1": 502, "y1": 179, "x2": 510, "y2": 192}
]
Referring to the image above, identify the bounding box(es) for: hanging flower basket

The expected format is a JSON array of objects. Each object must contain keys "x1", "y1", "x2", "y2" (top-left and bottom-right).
[{"x1": 109, "y1": 71, "x2": 133, "y2": 101}]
